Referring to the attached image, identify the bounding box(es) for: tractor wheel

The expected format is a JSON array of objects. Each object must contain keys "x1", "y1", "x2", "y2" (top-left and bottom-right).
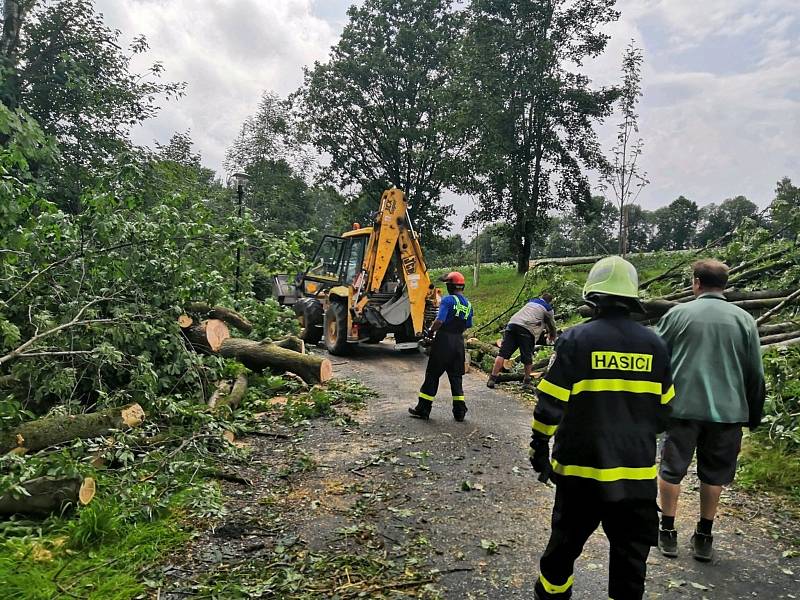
[
  {"x1": 294, "y1": 300, "x2": 323, "y2": 345},
  {"x1": 324, "y1": 302, "x2": 350, "y2": 355}
]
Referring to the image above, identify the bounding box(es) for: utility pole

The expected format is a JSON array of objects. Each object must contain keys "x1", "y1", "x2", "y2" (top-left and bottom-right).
[
  {"x1": 228, "y1": 172, "x2": 250, "y2": 298},
  {"x1": 473, "y1": 223, "x2": 480, "y2": 287},
  {"x1": 234, "y1": 181, "x2": 244, "y2": 297}
]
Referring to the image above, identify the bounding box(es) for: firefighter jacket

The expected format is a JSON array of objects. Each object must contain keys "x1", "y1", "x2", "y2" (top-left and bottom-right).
[{"x1": 532, "y1": 311, "x2": 674, "y2": 501}]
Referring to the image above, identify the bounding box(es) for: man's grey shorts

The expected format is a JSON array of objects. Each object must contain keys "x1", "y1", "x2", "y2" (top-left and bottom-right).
[{"x1": 659, "y1": 418, "x2": 743, "y2": 486}]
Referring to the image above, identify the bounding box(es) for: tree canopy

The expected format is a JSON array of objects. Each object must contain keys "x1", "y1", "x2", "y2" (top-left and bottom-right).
[
  {"x1": 456, "y1": 0, "x2": 620, "y2": 273},
  {"x1": 294, "y1": 0, "x2": 465, "y2": 243}
]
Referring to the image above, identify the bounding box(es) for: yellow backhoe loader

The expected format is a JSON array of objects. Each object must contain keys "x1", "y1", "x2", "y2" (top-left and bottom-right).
[{"x1": 273, "y1": 188, "x2": 440, "y2": 355}]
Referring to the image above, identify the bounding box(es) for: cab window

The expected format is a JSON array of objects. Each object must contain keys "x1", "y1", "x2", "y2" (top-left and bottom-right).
[
  {"x1": 308, "y1": 236, "x2": 346, "y2": 281},
  {"x1": 343, "y1": 236, "x2": 367, "y2": 283}
]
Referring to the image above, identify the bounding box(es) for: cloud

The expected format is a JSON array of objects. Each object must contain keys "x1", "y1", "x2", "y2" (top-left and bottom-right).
[
  {"x1": 583, "y1": 0, "x2": 800, "y2": 214},
  {"x1": 95, "y1": 0, "x2": 799, "y2": 232},
  {"x1": 95, "y1": 0, "x2": 338, "y2": 174}
]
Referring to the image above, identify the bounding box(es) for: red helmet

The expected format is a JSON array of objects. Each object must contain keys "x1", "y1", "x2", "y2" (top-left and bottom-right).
[{"x1": 439, "y1": 271, "x2": 466, "y2": 286}]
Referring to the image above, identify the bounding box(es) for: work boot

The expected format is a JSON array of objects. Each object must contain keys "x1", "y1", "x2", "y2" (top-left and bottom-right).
[
  {"x1": 521, "y1": 376, "x2": 535, "y2": 392},
  {"x1": 691, "y1": 530, "x2": 714, "y2": 562},
  {"x1": 486, "y1": 375, "x2": 497, "y2": 389},
  {"x1": 452, "y1": 402, "x2": 468, "y2": 422},
  {"x1": 658, "y1": 528, "x2": 678, "y2": 558},
  {"x1": 408, "y1": 398, "x2": 432, "y2": 420}
]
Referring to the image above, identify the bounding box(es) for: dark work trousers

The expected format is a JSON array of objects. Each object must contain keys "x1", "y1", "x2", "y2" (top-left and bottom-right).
[
  {"x1": 536, "y1": 484, "x2": 658, "y2": 600},
  {"x1": 419, "y1": 330, "x2": 465, "y2": 403}
]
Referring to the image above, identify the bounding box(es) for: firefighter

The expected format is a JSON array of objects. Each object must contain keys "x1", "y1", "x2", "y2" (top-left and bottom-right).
[
  {"x1": 530, "y1": 256, "x2": 674, "y2": 600},
  {"x1": 408, "y1": 271, "x2": 474, "y2": 422}
]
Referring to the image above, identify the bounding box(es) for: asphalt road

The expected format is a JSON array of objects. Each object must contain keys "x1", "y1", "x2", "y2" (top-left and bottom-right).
[{"x1": 320, "y1": 343, "x2": 799, "y2": 599}]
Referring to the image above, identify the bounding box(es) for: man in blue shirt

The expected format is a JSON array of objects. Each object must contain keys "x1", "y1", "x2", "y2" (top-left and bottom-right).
[{"x1": 409, "y1": 271, "x2": 474, "y2": 421}]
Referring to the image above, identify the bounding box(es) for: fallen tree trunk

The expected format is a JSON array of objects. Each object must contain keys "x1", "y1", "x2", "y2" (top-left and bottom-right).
[
  {"x1": 0, "y1": 476, "x2": 95, "y2": 517},
  {"x1": 181, "y1": 319, "x2": 231, "y2": 353},
  {"x1": 758, "y1": 321, "x2": 800, "y2": 336},
  {"x1": 0, "y1": 403, "x2": 144, "y2": 454},
  {"x1": 185, "y1": 303, "x2": 253, "y2": 334},
  {"x1": 270, "y1": 335, "x2": 305, "y2": 354},
  {"x1": 729, "y1": 248, "x2": 789, "y2": 275},
  {"x1": 756, "y1": 288, "x2": 800, "y2": 326},
  {"x1": 729, "y1": 259, "x2": 795, "y2": 286},
  {"x1": 668, "y1": 288, "x2": 794, "y2": 303},
  {"x1": 466, "y1": 339, "x2": 500, "y2": 357},
  {"x1": 762, "y1": 336, "x2": 800, "y2": 353},
  {"x1": 218, "y1": 339, "x2": 332, "y2": 385},
  {"x1": 759, "y1": 331, "x2": 800, "y2": 346}
]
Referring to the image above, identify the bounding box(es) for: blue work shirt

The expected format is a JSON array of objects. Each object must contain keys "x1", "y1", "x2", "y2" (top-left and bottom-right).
[{"x1": 437, "y1": 293, "x2": 474, "y2": 328}]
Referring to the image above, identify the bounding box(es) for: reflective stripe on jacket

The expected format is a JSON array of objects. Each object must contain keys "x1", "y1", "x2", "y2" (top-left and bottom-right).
[{"x1": 532, "y1": 312, "x2": 673, "y2": 501}]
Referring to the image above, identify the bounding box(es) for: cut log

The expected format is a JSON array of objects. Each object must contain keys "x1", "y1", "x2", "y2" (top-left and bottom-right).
[
  {"x1": 177, "y1": 314, "x2": 193, "y2": 328},
  {"x1": 218, "y1": 339, "x2": 333, "y2": 384},
  {"x1": 79, "y1": 477, "x2": 96, "y2": 505},
  {"x1": 183, "y1": 319, "x2": 231, "y2": 353},
  {"x1": 0, "y1": 476, "x2": 95, "y2": 516},
  {"x1": 271, "y1": 335, "x2": 306, "y2": 354},
  {"x1": 494, "y1": 372, "x2": 525, "y2": 383},
  {"x1": 0, "y1": 403, "x2": 145, "y2": 454},
  {"x1": 185, "y1": 303, "x2": 253, "y2": 334},
  {"x1": 213, "y1": 373, "x2": 248, "y2": 410}
]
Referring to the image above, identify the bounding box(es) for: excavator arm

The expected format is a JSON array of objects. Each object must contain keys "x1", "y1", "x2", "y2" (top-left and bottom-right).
[{"x1": 362, "y1": 189, "x2": 433, "y2": 336}]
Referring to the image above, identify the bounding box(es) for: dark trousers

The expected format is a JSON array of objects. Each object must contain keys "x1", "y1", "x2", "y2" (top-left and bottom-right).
[
  {"x1": 536, "y1": 485, "x2": 657, "y2": 600},
  {"x1": 419, "y1": 331, "x2": 465, "y2": 402}
]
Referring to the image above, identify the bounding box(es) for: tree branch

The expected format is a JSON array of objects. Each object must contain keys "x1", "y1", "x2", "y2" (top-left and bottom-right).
[{"x1": 0, "y1": 298, "x2": 116, "y2": 366}]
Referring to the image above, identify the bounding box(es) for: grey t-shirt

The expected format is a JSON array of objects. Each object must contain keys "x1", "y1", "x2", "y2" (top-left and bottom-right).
[{"x1": 508, "y1": 300, "x2": 556, "y2": 339}]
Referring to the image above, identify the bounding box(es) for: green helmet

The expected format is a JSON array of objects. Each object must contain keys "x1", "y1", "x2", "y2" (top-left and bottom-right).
[{"x1": 583, "y1": 256, "x2": 640, "y2": 300}]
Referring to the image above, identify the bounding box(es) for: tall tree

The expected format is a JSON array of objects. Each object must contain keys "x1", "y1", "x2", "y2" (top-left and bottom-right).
[
  {"x1": 542, "y1": 196, "x2": 618, "y2": 257},
  {"x1": 225, "y1": 91, "x2": 311, "y2": 177},
  {"x1": 625, "y1": 204, "x2": 654, "y2": 252},
  {"x1": 604, "y1": 41, "x2": 647, "y2": 256},
  {"x1": 1, "y1": 0, "x2": 183, "y2": 210},
  {"x1": 224, "y1": 91, "x2": 343, "y2": 245},
  {"x1": 696, "y1": 195, "x2": 758, "y2": 246},
  {"x1": 294, "y1": 0, "x2": 464, "y2": 242},
  {"x1": 651, "y1": 195, "x2": 699, "y2": 250},
  {"x1": 770, "y1": 176, "x2": 800, "y2": 235},
  {"x1": 458, "y1": 0, "x2": 620, "y2": 273}
]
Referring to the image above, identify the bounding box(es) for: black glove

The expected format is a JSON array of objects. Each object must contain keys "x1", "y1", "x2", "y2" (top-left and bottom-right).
[
  {"x1": 420, "y1": 328, "x2": 435, "y2": 347},
  {"x1": 529, "y1": 437, "x2": 552, "y2": 483}
]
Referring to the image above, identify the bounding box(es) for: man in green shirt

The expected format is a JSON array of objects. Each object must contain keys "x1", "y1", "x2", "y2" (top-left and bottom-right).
[{"x1": 654, "y1": 259, "x2": 765, "y2": 562}]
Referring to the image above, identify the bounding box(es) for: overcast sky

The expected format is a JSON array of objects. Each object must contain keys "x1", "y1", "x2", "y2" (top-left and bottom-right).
[{"x1": 95, "y1": 0, "x2": 799, "y2": 233}]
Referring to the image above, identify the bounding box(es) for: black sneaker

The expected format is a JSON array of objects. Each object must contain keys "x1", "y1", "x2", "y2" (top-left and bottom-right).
[
  {"x1": 452, "y1": 403, "x2": 468, "y2": 422},
  {"x1": 691, "y1": 531, "x2": 713, "y2": 562},
  {"x1": 658, "y1": 528, "x2": 678, "y2": 558},
  {"x1": 486, "y1": 376, "x2": 496, "y2": 389},
  {"x1": 521, "y1": 377, "x2": 534, "y2": 392}
]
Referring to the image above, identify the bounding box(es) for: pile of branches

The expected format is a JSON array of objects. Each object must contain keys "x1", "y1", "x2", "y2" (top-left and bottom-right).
[
  {"x1": 0, "y1": 301, "x2": 332, "y2": 519},
  {"x1": 632, "y1": 237, "x2": 800, "y2": 351}
]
